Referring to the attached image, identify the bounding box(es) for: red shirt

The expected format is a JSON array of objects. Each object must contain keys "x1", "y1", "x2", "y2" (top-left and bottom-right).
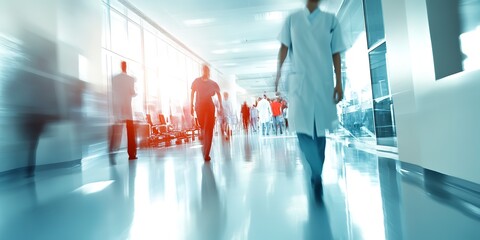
[{"x1": 271, "y1": 101, "x2": 283, "y2": 117}]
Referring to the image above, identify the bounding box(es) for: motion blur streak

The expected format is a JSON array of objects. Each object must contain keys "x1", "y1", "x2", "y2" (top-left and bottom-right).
[{"x1": 0, "y1": 0, "x2": 105, "y2": 176}]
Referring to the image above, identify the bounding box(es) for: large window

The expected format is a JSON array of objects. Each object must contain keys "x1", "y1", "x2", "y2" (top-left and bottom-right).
[
  {"x1": 363, "y1": 0, "x2": 397, "y2": 147},
  {"x1": 369, "y1": 43, "x2": 389, "y2": 100},
  {"x1": 101, "y1": 0, "x2": 209, "y2": 123},
  {"x1": 459, "y1": 0, "x2": 480, "y2": 71},
  {"x1": 338, "y1": 0, "x2": 375, "y2": 141},
  {"x1": 363, "y1": 0, "x2": 385, "y2": 49},
  {"x1": 110, "y1": 11, "x2": 128, "y2": 57},
  {"x1": 368, "y1": 43, "x2": 396, "y2": 145},
  {"x1": 127, "y1": 22, "x2": 143, "y2": 62},
  {"x1": 426, "y1": 0, "x2": 480, "y2": 79}
]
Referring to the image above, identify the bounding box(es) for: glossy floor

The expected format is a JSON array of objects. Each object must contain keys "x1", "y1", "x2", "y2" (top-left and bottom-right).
[{"x1": 0, "y1": 134, "x2": 479, "y2": 240}]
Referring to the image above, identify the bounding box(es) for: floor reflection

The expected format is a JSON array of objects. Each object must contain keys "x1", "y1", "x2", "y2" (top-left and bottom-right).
[
  {"x1": 1, "y1": 134, "x2": 480, "y2": 239},
  {"x1": 191, "y1": 163, "x2": 225, "y2": 240},
  {"x1": 304, "y1": 198, "x2": 334, "y2": 240}
]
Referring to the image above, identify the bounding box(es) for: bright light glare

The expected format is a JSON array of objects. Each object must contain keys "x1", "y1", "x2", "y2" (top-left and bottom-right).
[
  {"x1": 261, "y1": 41, "x2": 281, "y2": 50},
  {"x1": 78, "y1": 54, "x2": 88, "y2": 81},
  {"x1": 255, "y1": 11, "x2": 285, "y2": 21},
  {"x1": 460, "y1": 26, "x2": 480, "y2": 71},
  {"x1": 213, "y1": 48, "x2": 242, "y2": 54},
  {"x1": 184, "y1": 18, "x2": 216, "y2": 26},
  {"x1": 236, "y1": 84, "x2": 247, "y2": 94},
  {"x1": 213, "y1": 41, "x2": 279, "y2": 55},
  {"x1": 75, "y1": 180, "x2": 114, "y2": 195},
  {"x1": 286, "y1": 195, "x2": 308, "y2": 223},
  {"x1": 212, "y1": 49, "x2": 229, "y2": 54}
]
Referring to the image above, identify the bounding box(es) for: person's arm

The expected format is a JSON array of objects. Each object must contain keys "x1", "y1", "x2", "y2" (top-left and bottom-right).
[
  {"x1": 275, "y1": 44, "x2": 289, "y2": 92},
  {"x1": 131, "y1": 78, "x2": 137, "y2": 97},
  {"x1": 216, "y1": 91, "x2": 223, "y2": 113},
  {"x1": 333, "y1": 52, "x2": 343, "y2": 104},
  {"x1": 190, "y1": 90, "x2": 195, "y2": 116}
]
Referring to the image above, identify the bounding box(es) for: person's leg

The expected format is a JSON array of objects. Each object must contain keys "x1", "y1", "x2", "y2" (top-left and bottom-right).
[
  {"x1": 23, "y1": 119, "x2": 46, "y2": 177},
  {"x1": 196, "y1": 108, "x2": 206, "y2": 150},
  {"x1": 109, "y1": 122, "x2": 122, "y2": 153},
  {"x1": 220, "y1": 117, "x2": 226, "y2": 136},
  {"x1": 203, "y1": 108, "x2": 215, "y2": 160},
  {"x1": 297, "y1": 132, "x2": 327, "y2": 200},
  {"x1": 297, "y1": 134, "x2": 324, "y2": 179},
  {"x1": 126, "y1": 120, "x2": 137, "y2": 160},
  {"x1": 225, "y1": 118, "x2": 230, "y2": 140},
  {"x1": 314, "y1": 136, "x2": 327, "y2": 174},
  {"x1": 266, "y1": 120, "x2": 270, "y2": 135},
  {"x1": 274, "y1": 117, "x2": 277, "y2": 135},
  {"x1": 279, "y1": 117, "x2": 283, "y2": 134},
  {"x1": 276, "y1": 116, "x2": 283, "y2": 134},
  {"x1": 108, "y1": 122, "x2": 121, "y2": 164}
]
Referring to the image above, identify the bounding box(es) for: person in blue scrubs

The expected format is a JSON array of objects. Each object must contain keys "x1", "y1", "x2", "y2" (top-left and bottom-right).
[{"x1": 275, "y1": 0, "x2": 347, "y2": 201}]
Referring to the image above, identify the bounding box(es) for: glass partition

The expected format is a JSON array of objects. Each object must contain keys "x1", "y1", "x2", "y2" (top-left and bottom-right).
[{"x1": 363, "y1": 0, "x2": 385, "y2": 49}]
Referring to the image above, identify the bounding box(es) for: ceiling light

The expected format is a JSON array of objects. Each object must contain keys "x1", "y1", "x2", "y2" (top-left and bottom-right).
[
  {"x1": 262, "y1": 41, "x2": 281, "y2": 50},
  {"x1": 184, "y1": 18, "x2": 216, "y2": 27},
  {"x1": 212, "y1": 48, "x2": 244, "y2": 54},
  {"x1": 212, "y1": 49, "x2": 228, "y2": 54},
  {"x1": 255, "y1": 11, "x2": 285, "y2": 21}
]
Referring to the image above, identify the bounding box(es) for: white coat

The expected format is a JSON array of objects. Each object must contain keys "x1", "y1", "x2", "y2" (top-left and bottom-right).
[
  {"x1": 222, "y1": 98, "x2": 234, "y2": 123},
  {"x1": 112, "y1": 73, "x2": 136, "y2": 122},
  {"x1": 257, "y1": 98, "x2": 272, "y2": 124},
  {"x1": 279, "y1": 8, "x2": 347, "y2": 137}
]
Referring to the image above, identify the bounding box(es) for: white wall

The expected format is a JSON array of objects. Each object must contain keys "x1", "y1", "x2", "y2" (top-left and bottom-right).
[
  {"x1": 383, "y1": 0, "x2": 480, "y2": 184},
  {"x1": 0, "y1": 0, "x2": 102, "y2": 172}
]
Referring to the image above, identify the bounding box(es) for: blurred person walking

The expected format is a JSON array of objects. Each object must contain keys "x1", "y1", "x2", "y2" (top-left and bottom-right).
[
  {"x1": 283, "y1": 105, "x2": 289, "y2": 131},
  {"x1": 250, "y1": 103, "x2": 259, "y2": 133},
  {"x1": 3, "y1": 32, "x2": 62, "y2": 177},
  {"x1": 191, "y1": 65, "x2": 223, "y2": 161},
  {"x1": 271, "y1": 97, "x2": 284, "y2": 135},
  {"x1": 257, "y1": 95, "x2": 272, "y2": 136},
  {"x1": 109, "y1": 61, "x2": 137, "y2": 161},
  {"x1": 241, "y1": 101, "x2": 250, "y2": 134},
  {"x1": 275, "y1": 0, "x2": 347, "y2": 201},
  {"x1": 222, "y1": 92, "x2": 233, "y2": 140}
]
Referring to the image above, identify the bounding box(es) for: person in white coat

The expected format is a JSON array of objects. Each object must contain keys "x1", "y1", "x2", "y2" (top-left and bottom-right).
[
  {"x1": 110, "y1": 61, "x2": 137, "y2": 161},
  {"x1": 275, "y1": 0, "x2": 347, "y2": 201},
  {"x1": 250, "y1": 104, "x2": 259, "y2": 133},
  {"x1": 257, "y1": 95, "x2": 272, "y2": 136},
  {"x1": 222, "y1": 92, "x2": 234, "y2": 140}
]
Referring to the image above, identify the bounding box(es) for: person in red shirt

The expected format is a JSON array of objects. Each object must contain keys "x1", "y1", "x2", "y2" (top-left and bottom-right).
[
  {"x1": 271, "y1": 97, "x2": 284, "y2": 135},
  {"x1": 191, "y1": 65, "x2": 223, "y2": 161},
  {"x1": 241, "y1": 101, "x2": 250, "y2": 134}
]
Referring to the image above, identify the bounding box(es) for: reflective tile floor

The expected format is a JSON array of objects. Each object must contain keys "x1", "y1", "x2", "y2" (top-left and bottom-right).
[{"x1": 1, "y1": 134, "x2": 479, "y2": 240}]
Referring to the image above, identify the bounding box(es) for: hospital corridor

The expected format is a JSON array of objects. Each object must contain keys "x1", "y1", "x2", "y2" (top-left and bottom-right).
[{"x1": 0, "y1": 0, "x2": 480, "y2": 239}]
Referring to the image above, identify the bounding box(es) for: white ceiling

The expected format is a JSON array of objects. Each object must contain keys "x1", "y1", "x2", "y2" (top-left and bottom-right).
[{"x1": 124, "y1": 0, "x2": 344, "y2": 97}]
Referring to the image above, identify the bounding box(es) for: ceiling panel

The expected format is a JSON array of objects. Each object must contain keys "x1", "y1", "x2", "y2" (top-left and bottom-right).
[{"x1": 124, "y1": 0, "x2": 344, "y2": 97}]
